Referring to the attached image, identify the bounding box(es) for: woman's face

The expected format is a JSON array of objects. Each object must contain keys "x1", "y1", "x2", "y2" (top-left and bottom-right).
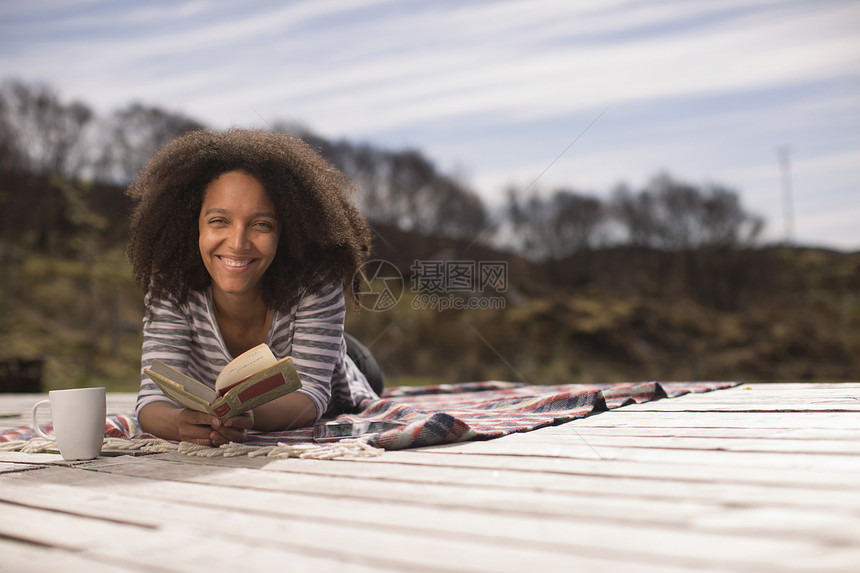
[{"x1": 198, "y1": 171, "x2": 280, "y2": 300}]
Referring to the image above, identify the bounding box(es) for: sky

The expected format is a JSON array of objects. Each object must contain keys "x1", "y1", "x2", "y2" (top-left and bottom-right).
[{"x1": 1, "y1": 0, "x2": 858, "y2": 250}]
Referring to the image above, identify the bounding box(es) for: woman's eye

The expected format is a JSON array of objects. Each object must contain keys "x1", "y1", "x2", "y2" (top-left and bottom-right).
[{"x1": 254, "y1": 221, "x2": 275, "y2": 230}]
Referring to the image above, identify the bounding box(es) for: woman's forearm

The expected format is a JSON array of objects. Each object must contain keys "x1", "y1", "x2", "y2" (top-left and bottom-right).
[
  {"x1": 252, "y1": 392, "x2": 317, "y2": 431},
  {"x1": 138, "y1": 401, "x2": 183, "y2": 441}
]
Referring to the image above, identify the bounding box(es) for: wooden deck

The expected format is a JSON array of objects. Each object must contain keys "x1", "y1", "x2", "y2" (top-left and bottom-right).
[{"x1": 1, "y1": 382, "x2": 858, "y2": 572}]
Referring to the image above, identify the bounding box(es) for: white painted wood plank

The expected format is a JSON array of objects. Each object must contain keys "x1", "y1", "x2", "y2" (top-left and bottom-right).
[
  {"x1": 489, "y1": 430, "x2": 860, "y2": 455},
  {"x1": 154, "y1": 441, "x2": 860, "y2": 488},
  {"x1": 615, "y1": 383, "x2": 860, "y2": 406},
  {"x1": 90, "y1": 523, "x2": 411, "y2": 573},
  {"x1": 697, "y1": 383, "x2": 859, "y2": 392},
  {"x1": 0, "y1": 538, "x2": 146, "y2": 573},
  {"x1": 413, "y1": 448, "x2": 859, "y2": 488},
  {"x1": 621, "y1": 387, "x2": 860, "y2": 411},
  {"x1": 0, "y1": 499, "x2": 153, "y2": 551},
  {"x1": 22, "y1": 450, "x2": 860, "y2": 526},
  {"x1": 90, "y1": 524, "x2": 697, "y2": 573},
  {"x1": 735, "y1": 383, "x2": 860, "y2": 390},
  {"x1": 1, "y1": 468, "x2": 708, "y2": 540},
  {"x1": 98, "y1": 525, "x2": 860, "y2": 573},
  {"x1": 8, "y1": 462, "x2": 857, "y2": 546},
  {"x1": 66, "y1": 454, "x2": 704, "y2": 520},
  {"x1": 58, "y1": 453, "x2": 860, "y2": 546},
  {"x1": 424, "y1": 438, "x2": 860, "y2": 472},
  {"x1": 75, "y1": 425, "x2": 856, "y2": 491},
  {"x1": 0, "y1": 492, "x2": 423, "y2": 573},
  {"x1": 165, "y1": 434, "x2": 860, "y2": 486},
  {"x1": 0, "y1": 471, "x2": 704, "y2": 573},
  {"x1": 1, "y1": 384, "x2": 859, "y2": 573},
  {"x1": 358, "y1": 450, "x2": 860, "y2": 511},
  {"x1": 0, "y1": 451, "x2": 95, "y2": 465},
  {"x1": 545, "y1": 425, "x2": 860, "y2": 441},
  {"x1": 570, "y1": 411, "x2": 860, "y2": 429},
  {"x1": 3, "y1": 467, "x2": 857, "y2": 573},
  {"x1": 628, "y1": 401, "x2": 860, "y2": 412},
  {"x1": 0, "y1": 461, "x2": 40, "y2": 474},
  {"x1": 87, "y1": 528, "x2": 478, "y2": 573},
  {"x1": 661, "y1": 383, "x2": 859, "y2": 395}
]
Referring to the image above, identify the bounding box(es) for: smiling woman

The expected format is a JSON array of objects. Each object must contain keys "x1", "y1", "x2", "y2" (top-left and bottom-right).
[{"x1": 125, "y1": 128, "x2": 379, "y2": 447}]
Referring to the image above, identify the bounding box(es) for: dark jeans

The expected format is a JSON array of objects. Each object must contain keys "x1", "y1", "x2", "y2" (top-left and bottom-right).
[{"x1": 344, "y1": 333, "x2": 384, "y2": 396}]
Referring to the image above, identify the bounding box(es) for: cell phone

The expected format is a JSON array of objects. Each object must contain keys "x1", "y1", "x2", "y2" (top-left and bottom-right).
[{"x1": 313, "y1": 421, "x2": 404, "y2": 442}]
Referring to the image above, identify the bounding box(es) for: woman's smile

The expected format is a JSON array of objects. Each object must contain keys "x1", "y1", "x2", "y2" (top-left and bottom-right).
[{"x1": 217, "y1": 255, "x2": 258, "y2": 269}]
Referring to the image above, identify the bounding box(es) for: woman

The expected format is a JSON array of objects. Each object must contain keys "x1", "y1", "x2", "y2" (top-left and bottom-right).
[{"x1": 127, "y1": 128, "x2": 381, "y2": 446}]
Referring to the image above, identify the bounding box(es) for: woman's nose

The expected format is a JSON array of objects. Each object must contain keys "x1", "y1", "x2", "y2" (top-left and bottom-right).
[{"x1": 228, "y1": 226, "x2": 250, "y2": 250}]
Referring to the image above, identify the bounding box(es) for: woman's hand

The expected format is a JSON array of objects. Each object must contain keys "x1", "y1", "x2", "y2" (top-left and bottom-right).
[
  {"x1": 174, "y1": 409, "x2": 221, "y2": 445},
  {"x1": 139, "y1": 401, "x2": 254, "y2": 446},
  {"x1": 210, "y1": 411, "x2": 254, "y2": 446},
  {"x1": 176, "y1": 409, "x2": 254, "y2": 446}
]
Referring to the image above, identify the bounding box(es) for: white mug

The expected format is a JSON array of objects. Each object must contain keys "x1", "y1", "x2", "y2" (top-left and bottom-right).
[{"x1": 31, "y1": 387, "x2": 106, "y2": 460}]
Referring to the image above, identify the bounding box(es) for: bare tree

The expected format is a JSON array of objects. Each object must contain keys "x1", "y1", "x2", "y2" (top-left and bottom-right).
[
  {"x1": 610, "y1": 173, "x2": 763, "y2": 250},
  {"x1": 0, "y1": 79, "x2": 93, "y2": 178},
  {"x1": 698, "y1": 183, "x2": 764, "y2": 247},
  {"x1": 427, "y1": 176, "x2": 490, "y2": 240},
  {"x1": 94, "y1": 103, "x2": 203, "y2": 184},
  {"x1": 284, "y1": 123, "x2": 490, "y2": 241},
  {"x1": 0, "y1": 95, "x2": 25, "y2": 172},
  {"x1": 508, "y1": 187, "x2": 605, "y2": 260},
  {"x1": 609, "y1": 184, "x2": 658, "y2": 248}
]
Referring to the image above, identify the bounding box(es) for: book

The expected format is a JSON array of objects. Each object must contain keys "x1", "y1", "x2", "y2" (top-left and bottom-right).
[{"x1": 144, "y1": 343, "x2": 302, "y2": 422}]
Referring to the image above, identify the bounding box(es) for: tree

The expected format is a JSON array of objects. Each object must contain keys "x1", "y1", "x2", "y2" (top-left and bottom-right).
[
  {"x1": 508, "y1": 187, "x2": 605, "y2": 260},
  {"x1": 609, "y1": 183, "x2": 657, "y2": 248},
  {"x1": 0, "y1": 95, "x2": 24, "y2": 172},
  {"x1": 610, "y1": 173, "x2": 763, "y2": 250},
  {"x1": 0, "y1": 78, "x2": 93, "y2": 178},
  {"x1": 94, "y1": 103, "x2": 204, "y2": 184},
  {"x1": 698, "y1": 184, "x2": 764, "y2": 247},
  {"x1": 283, "y1": 123, "x2": 490, "y2": 241}
]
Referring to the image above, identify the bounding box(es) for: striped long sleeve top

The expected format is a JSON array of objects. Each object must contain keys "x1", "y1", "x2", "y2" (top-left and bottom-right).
[{"x1": 134, "y1": 281, "x2": 377, "y2": 422}]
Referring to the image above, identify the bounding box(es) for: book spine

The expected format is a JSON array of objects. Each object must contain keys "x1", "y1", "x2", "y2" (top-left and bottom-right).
[
  {"x1": 213, "y1": 401, "x2": 232, "y2": 419},
  {"x1": 237, "y1": 372, "x2": 286, "y2": 402}
]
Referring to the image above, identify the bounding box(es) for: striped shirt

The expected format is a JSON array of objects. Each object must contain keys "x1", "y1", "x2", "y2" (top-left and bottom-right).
[{"x1": 134, "y1": 281, "x2": 377, "y2": 422}]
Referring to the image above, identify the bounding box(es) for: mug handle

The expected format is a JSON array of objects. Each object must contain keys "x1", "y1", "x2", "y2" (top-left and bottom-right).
[{"x1": 31, "y1": 399, "x2": 56, "y2": 441}]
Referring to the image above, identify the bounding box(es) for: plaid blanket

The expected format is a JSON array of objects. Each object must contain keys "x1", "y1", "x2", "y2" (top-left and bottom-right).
[{"x1": 1, "y1": 381, "x2": 738, "y2": 451}]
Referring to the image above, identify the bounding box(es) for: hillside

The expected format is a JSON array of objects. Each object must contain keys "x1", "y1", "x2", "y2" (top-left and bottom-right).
[{"x1": 351, "y1": 227, "x2": 860, "y2": 386}]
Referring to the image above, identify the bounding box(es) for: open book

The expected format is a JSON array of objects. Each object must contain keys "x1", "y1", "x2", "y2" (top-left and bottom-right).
[{"x1": 144, "y1": 343, "x2": 302, "y2": 422}]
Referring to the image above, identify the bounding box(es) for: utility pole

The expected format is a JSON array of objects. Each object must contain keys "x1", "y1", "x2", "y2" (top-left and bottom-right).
[{"x1": 778, "y1": 146, "x2": 795, "y2": 245}]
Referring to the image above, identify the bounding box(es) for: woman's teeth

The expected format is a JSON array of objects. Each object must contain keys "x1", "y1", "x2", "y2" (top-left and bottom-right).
[{"x1": 219, "y1": 256, "x2": 252, "y2": 268}]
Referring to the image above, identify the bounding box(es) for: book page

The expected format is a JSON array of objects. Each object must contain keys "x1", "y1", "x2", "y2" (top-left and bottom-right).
[
  {"x1": 215, "y1": 343, "x2": 278, "y2": 392},
  {"x1": 148, "y1": 361, "x2": 217, "y2": 403}
]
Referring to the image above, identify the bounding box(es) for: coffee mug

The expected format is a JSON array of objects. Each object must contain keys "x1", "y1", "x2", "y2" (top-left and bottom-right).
[{"x1": 31, "y1": 387, "x2": 106, "y2": 460}]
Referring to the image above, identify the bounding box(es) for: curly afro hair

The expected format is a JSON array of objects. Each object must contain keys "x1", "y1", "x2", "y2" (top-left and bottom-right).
[{"x1": 126, "y1": 128, "x2": 372, "y2": 313}]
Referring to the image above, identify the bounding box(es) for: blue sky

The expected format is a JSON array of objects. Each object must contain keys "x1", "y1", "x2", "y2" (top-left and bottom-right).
[{"x1": 2, "y1": 0, "x2": 858, "y2": 249}]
